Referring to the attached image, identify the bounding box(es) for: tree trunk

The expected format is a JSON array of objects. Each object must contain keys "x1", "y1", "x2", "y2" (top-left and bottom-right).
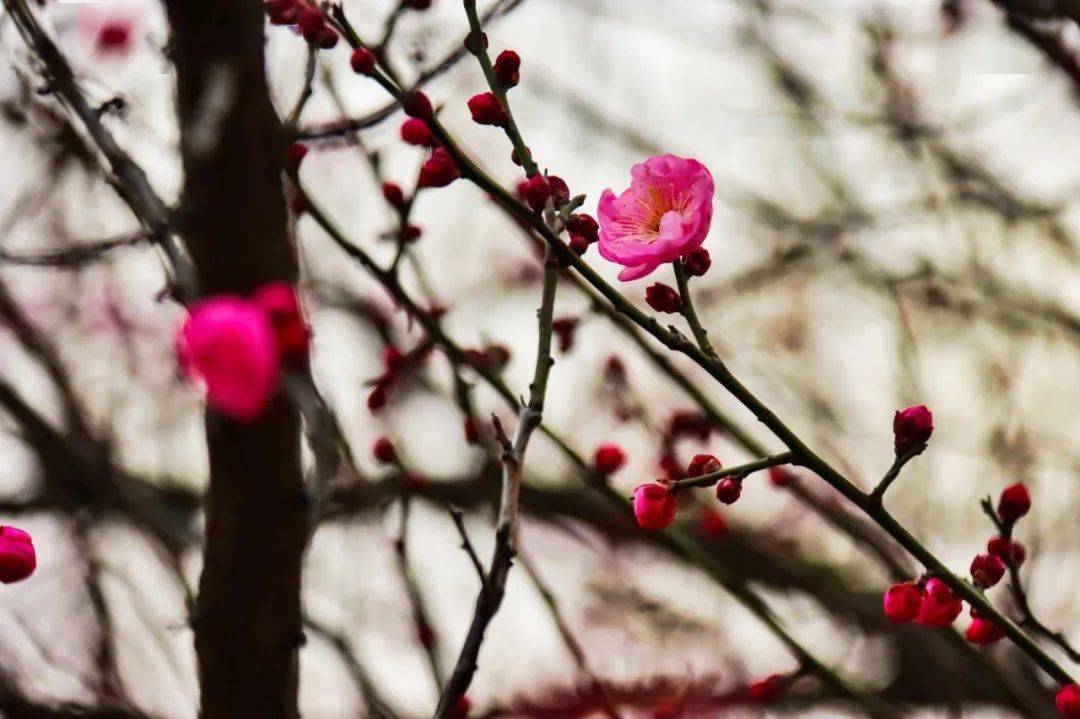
[{"x1": 162, "y1": 2, "x2": 306, "y2": 717}]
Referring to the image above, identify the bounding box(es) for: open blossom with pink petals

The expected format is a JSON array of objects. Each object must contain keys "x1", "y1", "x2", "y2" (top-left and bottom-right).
[
  {"x1": 597, "y1": 154, "x2": 714, "y2": 281},
  {"x1": 176, "y1": 296, "x2": 279, "y2": 422}
]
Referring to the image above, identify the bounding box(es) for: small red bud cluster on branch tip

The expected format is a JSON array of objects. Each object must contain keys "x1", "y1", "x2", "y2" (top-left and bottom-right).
[
  {"x1": 264, "y1": 1, "x2": 339, "y2": 48},
  {"x1": 997, "y1": 482, "x2": 1031, "y2": 524},
  {"x1": 517, "y1": 174, "x2": 550, "y2": 212},
  {"x1": 593, "y1": 443, "x2": 626, "y2": 475},
  {"x1": 645, "y1": 283, "x2": 682, "y2": 313},
  {"x1": 465, "y1": 343, "x2": 511, "y2": 373},
  {"x1": 747, "y1": 674, "x2": 785, "y2": 703},
  {"x1": 769, "y1": 465, "x2": 793, "y2": 487},
  {"x1": 367, "y1": 344, "x2": 426, "y2": 414},
  {"x1": 418, "y1": 148, "x2": 460, "y2": 189},
  {"x1": 715, "y1": 478, "x2": 741, "y2": 505},
  {"x1": 403, "y1": 91, "x2": 434, "y2": 121},
  {"x1": 400, "y1": 118, "x2": 439, "y2": 148},
  {"x1": 177, "y1": 284, "x2": 312, "y2": 422},
  {"x1": 566, "y1": 213, "x2": 599, "y2": 256},
  {"x1": 686, "y1": 453, "x2": 721, "y2": 478},
  {"x1": 1058, "y1": 684, "x2": 1080, "y2": 718},
  {"x1": 381, "y1": 182, "x2": 405, "y2": 208},
  {"x1": 987, "y1": 536, "x2": 1026, "y2": 566},
  {"x1": 969, "y1": 553, "x2": 1005, "y2": 588},
  {"x1": 632, "y1": 483, "x2": 677, "y2": 531},
  {"x1": 892, "y1": 404, "x2": 933, "y2": 456},
  {"x1": 372, "y1": 437, "x2": 396, "y2": 464},
  {"x1": 493, "y1": 50, "x2": 521, "y2": 89},
  {"x1": 965, "y1": 610, "x2": 1005, "y2": 646},
  {"x1": 551, "y1": 317, "x2": 578, "y2": 353},
  {"x1": 883, "y1": 578, "x2": 963, "y2": 627},
  {"x1": 467, "y1": 92, "x2": 508, "y2": 127},
  {"x1": 349, "y1": 47, "x2": 376, "y2": 76},
  {"x1": 0, "y1": 526, "x2": 36, "y2": 584},
  {"x1": 680, "y1": 247, "x2": 711, "y2": 277}
]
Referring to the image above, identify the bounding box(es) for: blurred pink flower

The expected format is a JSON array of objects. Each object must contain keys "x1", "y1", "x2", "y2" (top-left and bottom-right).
[
  {"x1": 0, "y1": 526, "x2": 36, "y2": 584},
  {"x1": 176, "y1": 296, "x2": 279, "y2": 422},
  {"x1": 76, "y1": 3, "x2": 141, "y2": 57},
  {"x1": 597, "y1": 154, "x2": 714, "y2": 281}
]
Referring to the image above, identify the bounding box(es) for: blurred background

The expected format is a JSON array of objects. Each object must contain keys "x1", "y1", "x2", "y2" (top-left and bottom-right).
[{"x1": 0, "y1": 0, "x2": 1079, "y2": 716}]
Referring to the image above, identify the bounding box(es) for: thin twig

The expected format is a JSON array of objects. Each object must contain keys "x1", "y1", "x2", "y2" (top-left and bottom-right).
[
  {"x1": 671, "y1": 451, "x2": 795, "y2": 491},
  {"x1": 447, "y1": 507, "x2": 487, "y2": 586},
  {"x1": 2, "y1": 0, "x2": 198, "y2": 303}
]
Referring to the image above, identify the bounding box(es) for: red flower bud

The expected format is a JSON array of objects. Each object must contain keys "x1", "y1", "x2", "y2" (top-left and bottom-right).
[
  {"x1": 1057, "y1": 684, "x2": 1080, "y2": 718},
  {"x1": 883, "y1": 582, "x2": 922, "y2": 623},
  {"x1": 645, "y1": 283, "x2": 681, "y2": 313},
  {"x1": 565, "y1": 213, "x2": 599, "y2": 244},
  {"x1": 667, "y1": 410, "x2": 711, "y2": 441},
  {"x1": 593, "y1": 443, "x2": 626, "y2": 475},
  {"x1": 987, "y1": 536, "x2": 1026, "y2": 566},
  {"x1": 547, "y1": 175, "x2": 570, "y2": 206},
  {"x1": 568, "y1": 235, "x2": 590, "y2": 256},
  {"x1": 372, "y1": 436, "x2": 396, "y2": 464},
  {"x1": 0, "y1": 526, "x2": 36, "y2": 584},
  {"x1": 697, "y1": 507, "x2": 727, "y2": 538},
  {"x1": 893, "y1": 404, "x2": 933, "y2": 455},
  {"x1": 367, "y1": 383, "x2": 388, "y2": 412},
  {"x1": 400, "y1": 118, "x2": 438, "y2": 147},
  {"x1": 493, "y1": 50, "x2": 521, "y2": 88},
  {"x1": 998, "y1": 483, "x2": 1031, "y2": 524},
  {"x1": 403, "y1": 91, "x2": 434, "y2": 121},
  {"x1": 418, "y1": 147, "x2": 460, "y2": 189},
  {"x1": 350, "y1": 47, "x2": 376, "y2": 75},
  {"x1": 632, "y1": 483, "x2": 676, "y2": 531},
  {"x1": 382, "y1": 182, "x2": 405, "y2": 207},
  {"x1": 970, "y1": 553, "x2": 1005, "y2": 588},
  {"x1": 518, "y1": 174, "x2": 550, "y2": 212},
  {"x1": 715, "y1": 477, "x2": 741, "y2": 504},
  {"x1": 467, "y1": 92, "x2": 508, "y2": 127},
  {"x1": 658, "y1": 454, "x2": 685, "y2": 481},
  {"x1": 285, "y1": 142, "x2": 308, "y2": 173},
  {"x1": 453, "y1": 695, "x2": 470, "y2": 719},
  {"x1": 681, "y1": 247, "x2": 711, "y2": 277},
  {"x1": 686, "y1": 453, "x2": 721, "y2": 478},
  {"x1": 252, "y1": 282, "x2": 311, "y2": 366},
  {"x1": 317, "y1": 27, "x2": 339, "y2": 49},
  {"x1": 605, "y1": 355, "x2": 626, "y2": 380},
  {"x1": 889, "y1": 403, "x2": 933, "y2": 453},
  {"x1": 965, "y1": 616, "x2": 1004, "y2": 646},
  {"x1": 552, "y1": 317, "x2": 578, "y2": 353},
  {"x1": 297, "y1": 6, "x2": 325, "y2": 41},
  {"x1": 768, "y1": 466, "x2": 792, "y2": 487},
  {"x1": 383, "y1": 346, "x2": 406, "y2": 373},
  {"x1": 747, "y1": 675, "x2": 784, "y2": 704},
  {"x1": 915, "y1": 578, "x2": 963, "y2": 627},
  {"x1": 651, "y1": 700, "x2": 679, "y2": 719}
]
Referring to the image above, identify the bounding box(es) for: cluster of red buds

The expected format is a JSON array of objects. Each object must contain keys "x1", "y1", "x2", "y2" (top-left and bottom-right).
[
  {"x1": 264, "y1": 0, "x2": 339, "y2": 49},
  {"x1": 882, "y1": 482, "x2": 1032, "y2": 648},
  {"x1": 464, "y1": 343, "x2": 511, "y2": 373},
  {"x1": 566, "y1": 213, "x2": 600, "y2": 256},
  {"x1": 367, "y1": 344, "x2": 426, "y2": 413},
  {"x1": 645, "y1": 283, "x2": 682, "y2": 314}
]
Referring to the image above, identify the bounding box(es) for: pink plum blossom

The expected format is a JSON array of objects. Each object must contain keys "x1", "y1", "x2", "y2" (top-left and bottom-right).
[
  {"x1": 0, "y1": 526, "x2": 36, "y2": 584},
  {"x1": 597, "y1": 154, "x2": 714, "y2": 281},
  {"x1": 176, "y1": 296, "x2": 279, "y2": 422}
]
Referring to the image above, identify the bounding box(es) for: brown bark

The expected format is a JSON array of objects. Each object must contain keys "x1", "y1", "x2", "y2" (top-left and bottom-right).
[{"x1": 161, "y1": 2, "x2": 306, "y2": 717}]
